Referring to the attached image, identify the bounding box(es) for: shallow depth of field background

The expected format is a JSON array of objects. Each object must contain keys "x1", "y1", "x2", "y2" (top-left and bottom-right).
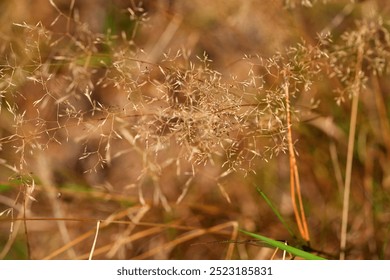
[{"x1": 1, "y1": 0, "x2": 390, "y2": 259}]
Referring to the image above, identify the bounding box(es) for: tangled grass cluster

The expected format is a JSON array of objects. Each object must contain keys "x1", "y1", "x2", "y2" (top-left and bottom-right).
[
  {"x1": 1, "y1": 0, "x2": 390, "y2": 260},
  {"x1": 0, "y1": 6, "x2": 330, "y2": 206}
]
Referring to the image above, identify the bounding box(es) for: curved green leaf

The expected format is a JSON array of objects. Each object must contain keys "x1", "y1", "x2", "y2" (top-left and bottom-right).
[{"x1": 240, "y1": 229, "x2": 326, "y2": 260}]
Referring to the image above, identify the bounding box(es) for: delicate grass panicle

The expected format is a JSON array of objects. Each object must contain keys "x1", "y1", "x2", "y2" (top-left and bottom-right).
[{"x1": 1, "y1": 0, "x2": 390, "y2": 260}]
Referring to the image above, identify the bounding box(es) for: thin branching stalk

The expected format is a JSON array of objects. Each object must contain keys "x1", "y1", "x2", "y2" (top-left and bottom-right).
[
  {"x1": 284, "y1": 71, "x2": 310, "y2": 242},
  {"x1": 339, "y1": 27, "x2": 365, "y2": 260}
]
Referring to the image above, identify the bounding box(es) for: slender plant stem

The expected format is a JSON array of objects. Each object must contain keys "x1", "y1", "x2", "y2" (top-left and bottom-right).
[
  {"x1": 284, "y1": 72, "x2": 310, "y2": 242},
  {"x1": 23, "y1": 188, "x2": 31, "y2": 260},
  {"x1": 89, "y1": 220, "x2": 101, "y2": 260},
  {"x1": 339, "y1": 30, "x2": 365, "y2": 260}
]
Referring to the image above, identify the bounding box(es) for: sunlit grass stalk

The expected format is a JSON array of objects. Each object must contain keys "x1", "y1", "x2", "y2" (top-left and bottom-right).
[
  {"x1": 89, "y1": 220, "x2": 101, "y2": 260},
  {"x1": 284, "y1": 71, "x2": 310, "y2": 243}
]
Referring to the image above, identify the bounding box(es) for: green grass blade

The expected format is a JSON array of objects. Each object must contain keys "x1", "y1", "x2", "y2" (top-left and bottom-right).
[
  {"x1": 256, "y1": 187, "x2": 296, "y2": 238},
  {"x1": 240, "y1": 229, "x2": 326, "y2": 260}
]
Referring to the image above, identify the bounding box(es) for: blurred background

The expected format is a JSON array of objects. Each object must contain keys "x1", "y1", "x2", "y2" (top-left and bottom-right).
[{"x1": 1, "y1": 0, "x2": 390, "y2": 259}]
